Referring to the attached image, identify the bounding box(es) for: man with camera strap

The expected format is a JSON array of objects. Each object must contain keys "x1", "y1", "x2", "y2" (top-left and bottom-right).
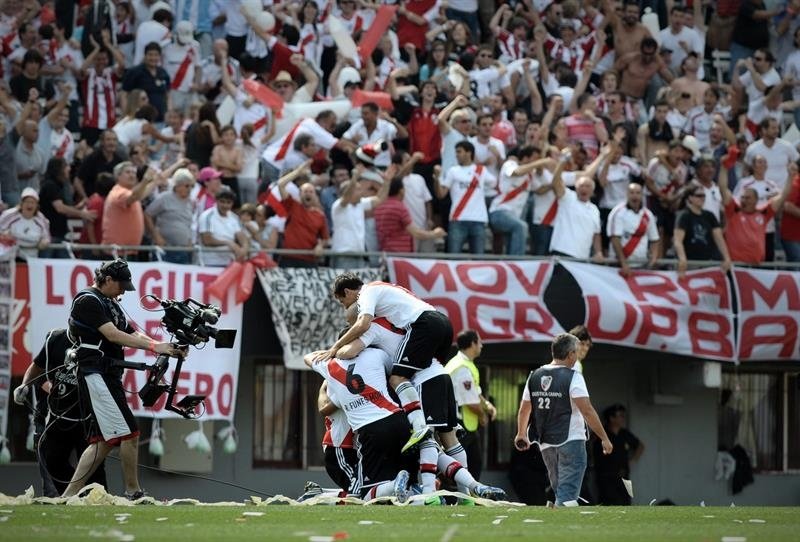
[{"x1": 61, "y1": 259, "x2": 182, "y2": 499}]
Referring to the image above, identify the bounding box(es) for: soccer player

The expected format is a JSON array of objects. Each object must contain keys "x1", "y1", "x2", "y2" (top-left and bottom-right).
[
  {"x1": 314, "y1": 273, "x2": 453, "y2": 452},
  {"x1": 304, "y1": 347, "x2": 413, "y2": 502}
]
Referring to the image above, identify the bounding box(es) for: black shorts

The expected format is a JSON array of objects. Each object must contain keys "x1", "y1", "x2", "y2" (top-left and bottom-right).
[
  {"x1": 324, "y1": 445, "x2": 358, "y2": 492},
  {"x1": 352, "y1": 411, "x2": 414, "y2": 496},
  {"x1": 79, "y1": 370, "x2": 139, "y2": 445},
  {"x1": 417, "y1": 373, "x2": 459, "y2": 431},
  {"x1": 392, "y1": 311, "x2": 454, "y2": 379}
]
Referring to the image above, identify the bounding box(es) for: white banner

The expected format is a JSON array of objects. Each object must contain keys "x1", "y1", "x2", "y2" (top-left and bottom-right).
[
  {"x1": 387, "y1": 258, "x2": 564, "y2": 342},
  {"x1": 257, "y1": 267, "x2": 383, "y2": 370},
  {"x1": 562, "y1": 262, "x2": 736, "y2": 361},
  {"x1": 733, "y1": 268, "x2": 800, "y2": 361},
  {"x1": 27, "y1": 260, "x2": 244, "y2": 420}
]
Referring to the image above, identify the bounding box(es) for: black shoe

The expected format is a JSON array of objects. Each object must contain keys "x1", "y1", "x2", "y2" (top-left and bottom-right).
[
  {"x1": 124, "y1": 489, "x2": 149, "y2": 502},
  {"x1": 297, "y1": 481, "x2": 323, "y2": 502}
]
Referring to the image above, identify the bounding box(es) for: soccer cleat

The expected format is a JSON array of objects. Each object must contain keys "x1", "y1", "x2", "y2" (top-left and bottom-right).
[
  {"x1": 392, "y1": 470, "x2": 410, "y2": 503},
  {"x1": 401, "y1": 426, "x2": 432, "y2": 453},
  {"x1": 471, "y1": 484, "x2": 507, "y2": 501},
  {"x1": 297, "y1": 481, "x2": 323, "y2": 502},
  {"x1": 424, "y1": 495, "x2": 446, "y2": 506},
  {"x1": 124, "y1": 489, "x2": 149, "y2": 502}
]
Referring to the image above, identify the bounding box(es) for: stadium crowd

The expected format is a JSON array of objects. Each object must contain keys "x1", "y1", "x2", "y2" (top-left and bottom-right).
[{"x1": 0, "y1": 0, "x2": 799, "y2": 271}]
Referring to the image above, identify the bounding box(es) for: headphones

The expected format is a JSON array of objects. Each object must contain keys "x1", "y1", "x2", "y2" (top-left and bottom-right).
[{"x1": 94, "y1": 259, "x2": 129, "y2": 284}]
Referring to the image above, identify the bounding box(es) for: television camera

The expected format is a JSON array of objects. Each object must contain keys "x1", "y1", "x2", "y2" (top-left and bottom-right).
[{"x1": 118, "y1": 296, "x2": 237, "y2": 418}]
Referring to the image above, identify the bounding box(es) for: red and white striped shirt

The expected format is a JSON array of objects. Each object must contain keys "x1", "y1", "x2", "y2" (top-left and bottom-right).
[
  {"x1": 489, "y1": 159, "x2": 532, "y2": 217},
  {"x1": 544, "y1": 34, "x2": 596, "y2": 72},
  {"x1": 164, "y1": 41, "x2": 200, "y2": 92},
  {"x1": 82, "y1": 67, "x2": 117, "y2": 130}
]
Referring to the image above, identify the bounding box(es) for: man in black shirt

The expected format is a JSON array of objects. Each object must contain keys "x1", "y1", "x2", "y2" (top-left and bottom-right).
[
  {"x1": 594, "y1": 404, "x2": 644, "y2": 505},
  {"x1": 13, "y1": 329, "x2": 107, "y2": 497},
  {"x1": 122, "y1": 42, "x2": 170, "y2": 122},
  {"x1": 61, "y1": 259, "x2": 182, "y2": 499},
  {"x1": 75, "y1": 130, "x2": 124, "y2": 198}
]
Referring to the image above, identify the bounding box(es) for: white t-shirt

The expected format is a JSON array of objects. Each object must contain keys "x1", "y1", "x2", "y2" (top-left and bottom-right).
[
  {"x1": 113, "y1": 118, "x2": 147, "y2": 147},
  {"x1": 549, "y1": 188, "x2": 601, "y2": 258},
  {"x1": 739, "y1": 68, "x2": 781, "y2": 121},
  {"x1": 312, "y1": 349, "x2": 397, "y2": 431},
  {"x1": 262, "y1": 118, "x2": 338, "y2": 171},
  {"x1": 233, "y1": 88, "x2": 270, "y2": 146},
  {"x1": 133, "y1": 21, "x2": 171, "y2": 66},
  {"x1": 490, "y1": 159, "x2": 531, "y2": 217},
  {"x1": 331, "y1": 197, "x2": 373, "y2": 253},
  {"x1": 784, "y1": 50, "x2": 800, "y2": 102},
  {"x1": 658, "y1": 26, "x2": 703, "y2": 72},
  {"x1": 599, "y1": 156, "x2": 641, "y2": 210},
  {"x1": 531, "y1": 169, "x2": 557, "y2": 226},
  {"x1": 745, "y1": 138, "x2": 799, "y2": 189},
  {"x1": 468, "y1": 135, "x2": 506, "y2": 185},
  {"x1": 523, "y1": 365, "x2": 589, "y2": 449},
  {"x1": 699, "y1": 181, "x2": 723, "y2": 223},
  {"x1": 441, "y1": 164, "x2": 495, "y2": 223},
  {"x1": 342, "y1": 119, "x2": 397, "y2": 168},
  {"x1": 357, "y1": 281, "x2": 435, "y2": 328},
  {"x1": 606, "y1": 203, "x2": 659, "y2": 261},
  {"x1": 440, "y1": 128, "x2": 470, "y2": 173},
  {"x1": 402, "y1": 173, "x2": 432, "y2": 229},
  {"x1": 468, "y1": 67, "x2": 501, "y2": 100},
  {"x1": 198, "y1": 206, "x2": 242, "y2": 266}
]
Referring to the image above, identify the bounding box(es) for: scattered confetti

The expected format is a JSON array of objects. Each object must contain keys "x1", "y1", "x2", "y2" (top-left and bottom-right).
[
  {"x1": 451, "y1": 513, "x2": 466, "y2": 517},
  {"x1": 733, "y1": 520, "x2": 743, "y2": 524},
  {"x1": 721, "y1": 537, "x2": 746, "y2": 542},
  {"x1": 308, "y1": 537, "x2": 334, "y2": 542},
  {"x1": 580, "y1": 511, "x2": 598, "y2": 515},
  {"x1": 357, "y1": 521, "x2": 383, "y2": 525},
  {"x1": 748, "y1": 519, "x2": 765, "y2": 524},
  {"x1": 440, "y1": 525, "x2": 459, "y2": 542},
  {"x1": 0, "y1": 517, "x2": 9, "y2": 523},
  {"x1": 0, "y1": 510, "x2": 13, "y2": 513},
  {"x1": 523, "y1": 519, "x2": 544, "y2": 523},
  {"x1": 155, "y1": 518, "x2": 168, "y2": 522},
  {"x1": 703, "y1": 515, "x2": 716, "y2": 518},
  {"x1": 492, "y1": 519, "x2": 504, "y2": 525},
  {"x1": 242, "y1": 512, "x2": 265, "y2": 517}
]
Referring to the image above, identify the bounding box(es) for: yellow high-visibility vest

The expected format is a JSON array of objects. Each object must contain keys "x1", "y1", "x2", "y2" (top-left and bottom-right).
[{"x1": 444, "y1": 353, "x2": 480, "y2": 432}]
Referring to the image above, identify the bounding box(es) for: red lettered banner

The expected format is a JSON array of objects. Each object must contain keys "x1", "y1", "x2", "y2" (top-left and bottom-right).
[
  {"x1": 27, "y1": 260, "x2": 244, "y2": 420},
  {"x1": 387, "y1": 258, "x2": 564, "y2": 342},
  {"x1": 561, "y1": 262, "x2": 736, "y2": 361},
  {"x1": 734, "y1": 268, "x2": 800, "y2": 361}
]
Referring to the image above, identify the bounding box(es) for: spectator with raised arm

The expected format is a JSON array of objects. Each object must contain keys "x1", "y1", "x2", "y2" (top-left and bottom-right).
[{"x1": 719, "y1": 155, "x2": 793, "y2": 264}]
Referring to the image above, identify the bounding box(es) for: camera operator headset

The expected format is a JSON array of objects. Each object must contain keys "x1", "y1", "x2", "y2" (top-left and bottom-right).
[
  {"x1": 13, "y1": 328, "x2": 108, "y2": 497},
  {"x1": 61, "y1": 259, "x2": 183, "y2": 499}
]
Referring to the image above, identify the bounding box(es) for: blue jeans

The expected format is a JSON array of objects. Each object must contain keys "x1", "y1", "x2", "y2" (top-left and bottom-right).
[
  {"x1": 530, "y1": 224, "x2": 553, "y2": 256},
  {"x1": 783, "y1": 239, "x2": 800, "y2": 262},
  {"x1": 540, "y1": 439, "x2": 588, "y2": 506},
  {"x1": 163, "y1": 250, "x2": 193, "y2": 265},
  {"x1": 447, "y1": 220, "x2": 486, "y2": 254},
  {"x1": 489, "y1": 210, "x2": 528, "y2": 255},
  {"x1": 445, "y1": 8, "x2": 481, "y2": 42}
]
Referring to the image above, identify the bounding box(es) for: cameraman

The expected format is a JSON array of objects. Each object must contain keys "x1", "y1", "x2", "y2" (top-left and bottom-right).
[
  {"x1": 61, "y1": 259, "x2": 183, "y2": 499},
  {"x1": 14, "y1": 329, "x2": 108, "y2": 497}
]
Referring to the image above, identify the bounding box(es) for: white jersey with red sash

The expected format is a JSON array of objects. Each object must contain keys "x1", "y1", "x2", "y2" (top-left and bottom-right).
[
  {"x1": 322, "y1": 388, "x2": 354, "y2": 448},
  {"x1": 233, "y1": 87, "x2": 270, "y2": 144},
  {"x1": 606, "y1": 202, "x2": 659, "y2": 261},
  {"x1": 496, "y1": 29, "x2": 525, "y2": 63},
  {"x1": 441, "y1": 164, "x2": 494, "y2": 223},
  {"x1": 164, "y1": 41, "x2": 200, "y2": 92},
  {"x1": 52, "y1": 129, "x2": 75, "y2": 162},
  {"x1": 261, "y1": 118, "x2": 338, "y2": 170},
  {"x1": 357, "y1": 281, "x2": 434, "y2": 329},
  {"x1": 531, "y1": 168, "x2": 558, "y2": 226},
  {"x1": 311, "y1": 348, "x2": 400, "y2": 431},
  {"x1": 83, "y1": 67, "x2": 117, "y2": 129},
  {"x1": 489, "y1": 159, "x2": 531, "y2": 217}
]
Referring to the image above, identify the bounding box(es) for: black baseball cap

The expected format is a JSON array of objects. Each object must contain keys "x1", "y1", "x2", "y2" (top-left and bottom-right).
[{"x1": 101, "y1": 259, "x2": 135, "y2": 291}]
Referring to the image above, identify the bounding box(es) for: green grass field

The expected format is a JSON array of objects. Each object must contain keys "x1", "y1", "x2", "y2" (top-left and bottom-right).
[{"x1": 0, "y1": 505, "x2": 796, "y2": 542}]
